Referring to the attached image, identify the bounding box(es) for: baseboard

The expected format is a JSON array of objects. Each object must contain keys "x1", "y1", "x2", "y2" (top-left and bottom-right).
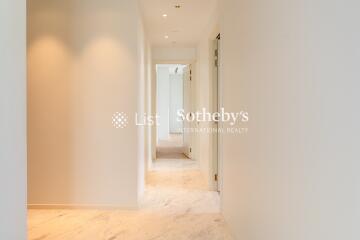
[{"x1": 27, "y1": 204, "x2": 138, "y2": 210}]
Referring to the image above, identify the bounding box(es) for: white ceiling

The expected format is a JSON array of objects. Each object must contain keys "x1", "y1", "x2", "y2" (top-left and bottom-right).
[{"x1": 139, "y1": 0, "x2": 217, "y2": 47}]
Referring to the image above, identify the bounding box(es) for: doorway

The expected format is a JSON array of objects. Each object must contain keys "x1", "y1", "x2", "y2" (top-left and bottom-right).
[{"x1": 155, "y1": 64, "x2": 189, "y2": 159}]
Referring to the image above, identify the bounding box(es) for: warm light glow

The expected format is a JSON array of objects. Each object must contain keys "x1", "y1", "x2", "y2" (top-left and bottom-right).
[
  {"x1": 162, "y1": 14, "x2": 167, "y2": 18},
  {"x1": 164, "y1": 35, "x2": 169, "y2": 39}
]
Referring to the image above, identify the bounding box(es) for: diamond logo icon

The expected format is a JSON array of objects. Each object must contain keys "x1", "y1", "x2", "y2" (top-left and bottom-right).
[{"x1": 112, "y1": 112, "x2": 128, "y2": 129}]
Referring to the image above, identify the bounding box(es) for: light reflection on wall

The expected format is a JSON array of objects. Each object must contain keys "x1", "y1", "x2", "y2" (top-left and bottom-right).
[{"x1": 27, "y1": 0, "x2": 144, "y2": 208}]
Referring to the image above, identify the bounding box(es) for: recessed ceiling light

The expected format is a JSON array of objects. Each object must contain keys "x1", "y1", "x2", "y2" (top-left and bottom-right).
[
  {"x1": 175, "y1": 5, "x2": 181, "y2": 9},
  {"x1": 162, "y1": 14, "x2": 167, "y2": 18},
  {"x1": 164, "y1": 35, "x2": 169, "y2": 39}
]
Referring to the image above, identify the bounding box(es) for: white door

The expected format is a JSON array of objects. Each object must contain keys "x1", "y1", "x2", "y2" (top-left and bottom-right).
[{"x1": 182, "y1": 65, "x2": 193, "y2": 158}]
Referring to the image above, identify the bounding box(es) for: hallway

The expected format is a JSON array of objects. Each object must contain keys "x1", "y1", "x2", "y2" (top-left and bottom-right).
[
  {"x1": 28, "y1": 156, "x2": 233, "y2": 240},
  {"x1": 156, "y1": 134, "x2": 185, "y2": 159}
]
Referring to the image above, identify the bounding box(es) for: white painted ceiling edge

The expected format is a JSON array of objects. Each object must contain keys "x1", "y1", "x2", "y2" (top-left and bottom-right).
[
  {"x1": 139, "y1": 0, "x2": 218, "y2": 48},
  {"x1": 152, "y1": 47, "x2": 197, "y2": 62}
]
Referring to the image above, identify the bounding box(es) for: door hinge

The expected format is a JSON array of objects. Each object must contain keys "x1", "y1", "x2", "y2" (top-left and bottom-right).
[
  {"x1": 190, "y1": 147, "x2": 192, "y2": 153},
  {"x1": 215, "y1": 49, "x2": 219, "y2": 67},
  {"x1": 215, "y1": 174, "x2": 218, "y2": 181}
]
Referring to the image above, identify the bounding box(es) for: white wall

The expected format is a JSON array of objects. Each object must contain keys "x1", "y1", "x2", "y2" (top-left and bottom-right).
[
  {"x1": 221, "y1": 0, "x2": 360, "y2": 239},
  {"x1": 153, "y1": 47, "x2": 196, "y2": 62},
  {"x1": 0, "y1": 0, "x2": 26, "y2": 238},
  {"x1": 150, "y1": 59, "x2": 157, "y2": 162},
  {"x1": 169, "y1": 74, "x2": 183, "y2": 133},
  {"x1": 146, "y1": 43, "x2": 154, "y2": 169},
  {"x1": 137, "y1": 12, "x2": 146, "y2": 199},
  {"x1": 156, "y1": 66, "x2": 170, "y2": 141},
  {"x1": 28, "y1": 0, "x2": 145, "y2": 208}
]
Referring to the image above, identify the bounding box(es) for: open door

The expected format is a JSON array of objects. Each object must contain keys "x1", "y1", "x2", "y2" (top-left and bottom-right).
[{"x1": 182, "y1": 65, "x2": 193, "y2": 158}]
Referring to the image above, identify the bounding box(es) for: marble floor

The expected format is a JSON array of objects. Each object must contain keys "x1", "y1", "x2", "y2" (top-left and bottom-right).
[
  {"x1": 28, "y1": 153, "x2": 234, "y2": 239},
  {"x1": 156, "y1": 134, "x2": 185, "y2": 159},
  {"x1": 157, "y1": 133, "x2": 184, "y2": 148}
]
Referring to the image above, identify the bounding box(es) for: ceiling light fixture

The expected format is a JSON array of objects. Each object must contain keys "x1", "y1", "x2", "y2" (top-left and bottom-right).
[
  {"x1": 164, "y1": 35, "x2": 169, "y2": 39},
  {"x1": 162, "y1": 14, "x2": 167, "y2": 18}
]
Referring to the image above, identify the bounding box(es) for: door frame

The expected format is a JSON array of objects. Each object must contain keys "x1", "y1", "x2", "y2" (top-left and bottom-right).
[
  {"x1": 210, "y1": 34, "x2": 223, "y2": 192},
  {"x1": 181, "y1": 64, "x2": 193, "y2": 159},
  {"x1": 217, "y1": 35, "x2": 224, "y2": 196},
  {"x1": 150, "y1": 60, "x2": 196, "y2": 165}
]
